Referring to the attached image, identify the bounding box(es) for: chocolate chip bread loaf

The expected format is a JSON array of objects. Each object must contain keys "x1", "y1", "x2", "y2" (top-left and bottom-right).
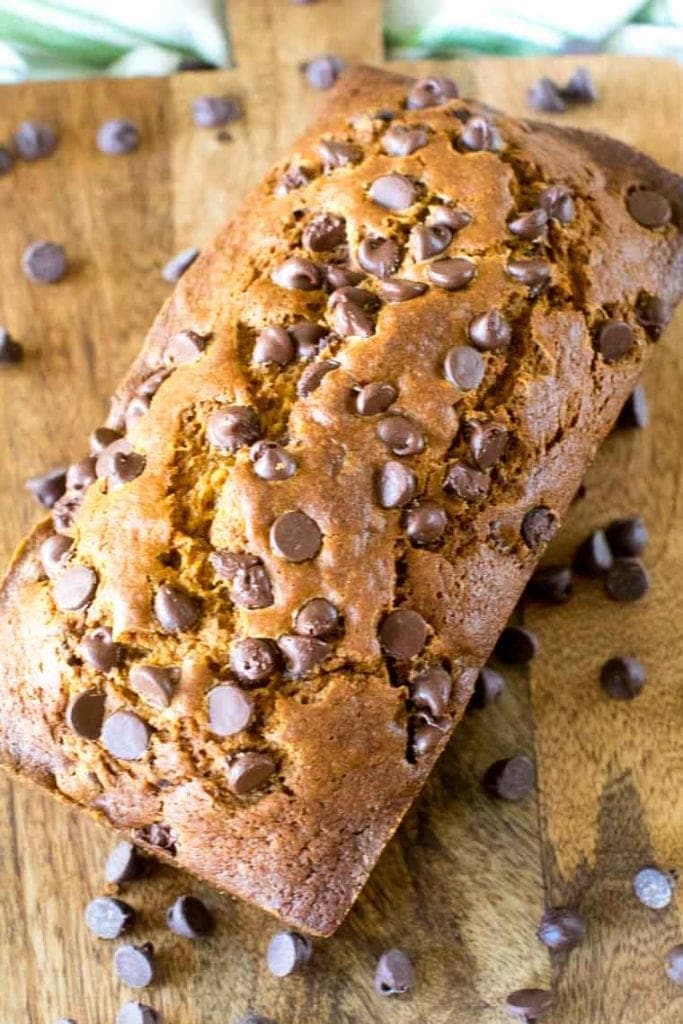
[{"x1": 1, "y1": 65, "x2": 682, "y2": 936}]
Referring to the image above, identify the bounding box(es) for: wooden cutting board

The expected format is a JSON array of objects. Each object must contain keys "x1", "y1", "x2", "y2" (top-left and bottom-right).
[{"x1": 0, "y1": 2, "x2": 682, "y2": 1021}]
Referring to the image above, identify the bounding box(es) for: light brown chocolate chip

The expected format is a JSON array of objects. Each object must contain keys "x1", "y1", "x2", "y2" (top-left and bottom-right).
[
  {"x1": 271, "y1": 257, "x2": 322, "y2": 291},
  {"x1": 377, "y1": 414, "x2": 425, "y2": 456},
  {"x1": 165, "y1": 329, "x2": 209, "y2": 365},
  {"x1": 40, "y1": 533, "x2": 73, "y2": 577},
  {"x1": 302, "y1": 213, "x2": 346, "y2": 251},
  {"x1": 357, "y1": 236, "x2": 401, "y2": 278},
  {"x1": 443, "y1": 462, "x2": 490, "y2": 500},
  {"x1": 444, "y1": 345, "x2": 485, "y2": 390},
  {"x1": 253, "y1": 326, "x2": 295, "y2": 366},
  {"x1": 407, "y1": 76, "x2": 458, "y2": 109},
  {"x1": 380, "y1": 609, "x2": 428, "y2": 659},
  {"x1": 210, "y1": 550, "x2": 273, "y2": 609},
  {"x1": 67, "y1": 689, "x2": 106, "y2": 739},
  {"x1": 95, "y1": 440, "x2": 146, "y2": 487},
  {"x1": 206, "y1": 405, "x2": 260, "y2": 450},
  {"x1": 231, "y1": 638, "x2": 279, "y2": 683},
  {"x1": 129, "y1": 664, "x2": 179, "y2": 709},
  {"x1": 270, "y1": 511, "x2": 322, "y2": 562},
  {"x1": 250, "y1": 441, "x2": 298, "y2": 481},
  {"x1": 277, "y1": 635, "x2": 331, "y2": 676},
  {"x1": 427, "y1": 258, "x2": 476, "y2": 291},
  {"x1": 81, "y1": 626, "x2": 122, "y2": 673},
  {"x1": 381, "y1": 124, "x2": 429, "y2": 156},
  {"x1": 318, "y1": 138, "x2": 362, "y2": 169},
  {"x1": 468, "y1": 310, "x2": 511, "y2": 351},
  {"x1": 378, "y1": 279, "x2": 428, "y2": 303},
  {"x1": 208, "y1": 684, "x2": 254, "y2": 736},
  {"x1": 101, "y1": 711, "x2": 150, "y2": 760},
  {"x1": 627, "y1": 188, "x2": 671, "y2": 229},
  {"x1": 459, "y1": 116, "x2": 502, "y2": 152},
  {"x1": 368, "y1": 173, "x2": 418, "y2": 211},
  {"x1": 227, "y1": 751, "x2": 275, "y2": 795},
  {"x1": 508, "y1": 208, "x2": 548, "y2": 239},
  {"x1": 275, "y1": 165, "x2": 312, "y2": 196},
  {"x1": 427, "y1": 205, "x2": 472, "y2": 231},
  {"x1": 409, "y1": 224, "x2": 452, "y2": 261},
  {"x1": 539, "y1": 184, "x2": 574, "y2": 223},
  {"x1": 376, "y1": 461, "x2": 417, "y2": 508},
  {"x1": 153, "y1": 583, "x2": 201, "y2": 632},
  {"x1": 53, "y1": 564, "x2": 97, "y2": 611}
]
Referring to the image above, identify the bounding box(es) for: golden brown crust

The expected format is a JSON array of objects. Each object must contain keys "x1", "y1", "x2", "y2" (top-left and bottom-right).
[{"x1": 1, "y1": 65, "x2": 682, "y2": 935}]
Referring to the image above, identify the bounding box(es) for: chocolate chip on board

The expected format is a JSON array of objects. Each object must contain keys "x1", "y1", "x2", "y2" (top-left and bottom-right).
[
  {"x1": 113, "y1": 943, "x2": 155, "y2": 988},
  {"x1": 0, "y1": 326, "x2": 23, "y2": 364},
  {"x1": 96, "y1": 119, "x2": 140, "y2": 155},
  {"x1": 504, "y1": 988, "x2": 553, "y2": 1020},
  {"x1": 267, "y1": 931, "x2": 313, "y2": 976},
  {"x1": 167, "y1": 894, "x2": 214, "y2": 938},
  {"x1": 22, "y1": 241, "x2": 67, "y2": 283},
  {"x1": 616, "y1": 384, "x2": 649, "y2": 429},
  {"x1": 0, "y1": 146, "x2": 12, "y2": 175},
  {"x1": 526, "y1": 564, "x2": 573, "y2": 605},
  {"x1": 604, "y1": 557, "x2": 650, "y2": 601},
  {"x1": 470, "y1": 665, "x2": 505, "y2": 708},
  {"x1": 665, "y1": 944, "x2": 683, "y2": 985},
  {"x1": 302, "y1": 54, "x2": 345, "y2": 90},
  {"x1": 605, "y1": 516, "x2": 648, "y2": 557},
  {"x1": 600, "y1": 655, "x2": 646, "y2": 700},
  {"x1": 633, "y1": 865, "x2": 675, "y2": 909},
  {"x1": 26, "y1": 466, "x2": 67, "y2": 508},
  {"x1": 14, "y1": 120, "x2": 58, "y2": 160},
  {"x1": 374, "y1": 948, "x2": 416, "y2": 995},
  {"x1": 537, "y1": 907, "x2": 586, "y2": 951},
  {"x1": 494, "y1": 626, "x2": 539, "y2": 664},
  {"x1": 105, "y1": 841, "x2": 143, "y2": 885},
  {"x1": 483, "y1": 754, "x2": 536, "y2": 800},
  {"x1": 85, "y1": 896, "x2": 135, "y2": 939},
  {"x1": 161, "y1": 246, "x2": 199, "y2": 283},
  {"x1": 116, "y1": 1002, "x2": 161, "y2": 1024},
  {"x1": 192, "y1": 95, "x2": 243, "y2": 128},
  {"x1": 526, "y1": 76, "x2": 566, "y2": 112},
  {"x1": 574, "y1": 528, "x2": 613, "y2": 576}
]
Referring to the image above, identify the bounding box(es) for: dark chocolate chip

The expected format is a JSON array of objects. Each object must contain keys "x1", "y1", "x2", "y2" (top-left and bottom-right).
[
  {"x1": 468, "y1": 310, "x2": 511, "y2": 351},
  {"x1": 208, "y1": 683, "x2": 254, "y2": 736},
  {"x1": 207, "y1": 405, "x2": 260, "y2": 451},
  {"x1": 574, "y1": 529, "x2": 613, "y2": 576},
  {"x1": 464, "y1": 419, "x2": 508, "y2": 470},
  {"x1": 97, "y1": 119, "x2": 139, "y2": 156},
  {"x1": 521, "y1": 506, "x2": 557, "y2": 551},
  {"x1": 302, "y1": 213, "x2": 346, "y2": 252},
  {"x1": 537, "y1": 907, "x2": 586, "y2": 951},
  {"x1": 102, "y1": 711, "x2": 150, "y2": 760},
  {"x1": 67, "y1": 689, "x2": 106, "y2": 739},
  {"x1": 26, "y1": 466, "x2": 67, "y2": 508},
  {"x1": 407, "y1": 76, "x2": 458, "y2": 109},
  {"x1": 526, "y1": 76, "x2": 566, "y2": 112},
  {"x1": 596, "y1": 319, "x2": 634, "y2": 362},
  {"x1": 227, "y1": 751, "x2": 275, "y2": 795},
  {"x1": 161, "y1": 246, "x2": 199, "y2": 283},
  {"x1": 153, "y1": 583, "x2": 201, "y2": 631},
  {"x1": 295, "y1": 598, "x2": 339, "y2": 638},
  {"x1": 267, "y1": 931, "x2": 313, "y2": 977},
  {"x1": 81, "y1": 626, "x2": 122, "y2": 673},
  {"x1": 633, "y1": 865, "x2": 674, "y2": 908},
  {"x1": 409, "y1": 224, "x2": 452, "y2": 260},
  {"x1": 105, "y1": 841, "x2": 143, "y2": 885},
  {"x1": 167, "y1": 895, "x2": 213, "y2": 938},
  {"x1": 444, "y1": 345, "x2": 485, "y2": 390},
  {"x1": 636, "y1": 294, "x2": 670, "y2": 340},
  {"x1": 53, "y1": 564, "x2": 97, "y2": 611},
  {"x1": 22, "y1": 241, "x2": 66, "y2": 284},
  {"x1": 368, "y1": 173, "x2": 417, "y2": 211},
  {"x1": 604, "y1": 557, "x2": 649, "y2": 602},
  {"x1": 427, "y1": 205, "x2": 472, "y2": 231},
  {"x1": 129, "y1": 664, "x2": 179, "y2": 709},
  {"x1": 484, "y1": 754, "x2": 536, "y2": 800},
  {"x1": 114, "y1": 943, "x2": 155, "y2": 988},
  {"x1": 508, "y1": 208, "x2": 548, "y2": 240},
  {"x1": 443, "y1": 462, "x2": 490, "y2": 501},
  {"x1": 616, "y1": 384, "x2": 649, "y2": 429},
  {"x1": 85, "y1": 896, "x2": 135, "y2": 939},
  {"x1": 253, "y1": 326, "x2": 295, "y2": 366},
  {"x1": 471, "y1": 666, "x2": 505, "y2": 707},
  {"x1": 210, "y1": 550, "x2": 273, "y2": 608},
  {"x1": 506, "y1": 258, "x2": 551, "y2": 294},
  {"x1": 275, "y1": 165, "x2": 311, "y2": 195},
  {"x1": 600, "y1": 655, "x2": 646, "y2": 699},
  {"x1": 302, "y1": 54, "x2": 344, "y2": 90},
  {"x1": 539, "y1": 184, "x2": 575, "y2": 224},
  {"x1": 192, "y1": 95, "x2": 243, "y2": 128},
  {"x1": 380, "y1": 609, "x2": 427, "y2": 659},
  {"x1": 358, "y1": 236, "x2": 401, "y2": 278},
  {"x1": 95, "y1": 440, "x2": 146, "y2": 487},
  {"x1": 317, "y1": 138, "x2": 362, "y2": 169},
  {"x1": 561, "y1": 66, "x2": 598, "y2": 103},
  {"x1": 627, "y1": 188, "x2": 671, "y2": 229},
  {"x1": 495, "y1": 626, "x2": 539, "y2": 664},
  {"x1": 413, "y1": 721, "x2": 446, "y2": 754},
  {"x1": 666, "y1": 945, "x2": 683, "y2": 985},
  {"x1": 277, "y1": 635, "x2": 331, "y2": 676},
  {"x1": 381, "y1": 123, "x2": 429, "y2": 156},
  {"x1": 332, "y1": 295, "x2": 376, "y2": 337},
  {"x1": 90, "y1": 426, "x2": 123, "y2": 454},
  {"x1": 323, "y1": 264, "x2": 364, "y2": 289},
  {"x1": 428, "y1": 257, "x2": 476, "y2": 291},
  {"x1": 0, "y1": 326, "x2": 23, "y2": 364},
  {"x1": 412, "y1": 665, "x2": 451, "y2": 715},
  {"x1": 504, "y1": 988, "x2": 553, "y2": 1020},
  {"x1": 297, "y1": 359, "x2": 339, "y2": 396},
  {"x1": 377, "y1": 414, "x2": 425, "y2": 456},
  {"x1": 66, "y1": 457, "x2": 96, "y2": 492},
  {"x1": 376, "y1": 460, "x2": 417, "y2": 508},
  {"x1": 460, "y1": 116, "x2": 502, "y2": 151},
  {"x1": 404, "y1": 500, "x2": 448, "y2": 547},
  {"x1": 270, "y1": 510, "x2": 322, "y2": 562},
  {"x1": 14, "y1": 120, "x2": 57, "y2": 160},
  {"x1": 289, "y1": 321, "x2": 328, "y2": 358},
  {"x1": 40, "y1": 533, "x2": 73, "y2": 577},
  {"x1": 378, "y1": 278, "x2": 428, "y2": 302},
  {"x1": 375, "y1": 948, "x2": 415, "y2": 995},
  {"x1": 355, "y1": 381, "x2": 397, "y2": 416},
  {"x1": 605, "y1": 516, "x2": 648, "y2": 557},
  {"x1": 165, "y1": 328, "x2": 209, "y2": 364},
  {"x1": 271, "y1": 257, "x2": 321, "y2": 291},
  {"x1": 526, "y1": 565, "x2": 572, "y2": 604},
  {"x1": 231, "y1": 638, "x2": 279, "y2": 682},
  {"x1": 328, "y1": 285, "x2": 379, "y2": 311},
  {"x1": 116, "y1": 1001, "x2": 161, "y2": 1024}
]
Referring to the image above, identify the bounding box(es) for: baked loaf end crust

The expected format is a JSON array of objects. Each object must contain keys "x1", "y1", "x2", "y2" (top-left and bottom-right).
[{"x1": 1, "y1": 65, "x2": 682, "y2": 935}]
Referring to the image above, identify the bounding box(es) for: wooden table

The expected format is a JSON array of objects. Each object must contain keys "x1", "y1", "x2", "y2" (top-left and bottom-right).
[{"x1": 0, "y1": 2, "x2": 681, "y2": 1021}]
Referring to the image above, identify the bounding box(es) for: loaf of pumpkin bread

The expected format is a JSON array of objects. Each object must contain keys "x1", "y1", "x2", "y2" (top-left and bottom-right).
[{"x1": 1, "y1": 65, "x2": 682, "y2": 935}]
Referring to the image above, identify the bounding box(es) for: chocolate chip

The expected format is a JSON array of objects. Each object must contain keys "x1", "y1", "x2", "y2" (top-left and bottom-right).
[
  {"x1": 633, "y1": 865, "x2": 674, "y2": 908},
  {"x1": 211, "y1": 551, "x2": 273, "y2": 609},
  {"x1": 208, "y1": 684, "x2": 254, "y2": 736},
  {"x1": 97, "y1": 119, "x2": 140, "y2": 156},
  {"x1": 275, "y1": 165, "x2": 311, "y2": 195},
  {"x1": 90, "y1": 426, "x2": 123, "y2": 454},
  {"x1": 206, "y1": 405, "x2": 260, "y2": 451},
  {"x1": 67, "y1": 689, "x2": 106, "y2": 739},
  {"x1": 355, "y1": 381, "x2": 397, "y2": 416},
  {"x1": 295, "y1": 598, "x2": 339, "y2": 637},
  {"x1": 526, "y1": 76, "x2": 566, "y2": 112},
  {"x1": 460, "y1": 116, "x2": 502, "y2": 152},
  {"x1": 627, "y1": 188, "x2": 671, "y2": 228},
  {"x1": 250, "y1": 442, "x2": 298, "y2": 481},
  {"x1": 318, "y1": 138, "x2": 362, "y2": 169},
  {"x1": 277, "y1": 635, "x2": 331, "y2": 676},
  {"x1": 604, "y1": 557, "x2": 649, "y2": 602},
  {"x1": 329, "y1": 285, "x2": 379, "y2": 312},
  {"x1": 407, "y1": 76, "x2": 458, "y2": 109},
  {"x1": 334, "y1": 297, "x2": 376, "y2": 337},
  {"x1": 443, "y1": 462, "x2": 490, "y2": 501},
  {"x1": 368, "y1": 173, "x2": 417, "y2": 211},
  {"x1": 153, "y1": 583, "x2": 200, "y2": 631},
  {"x1": 116, "y1": 1002, "x2": 161, "y2": 1024},
  {"x1": 85, "y1": 896, "x2": 135, "y2": 939},
  {"x1": 167, "y1": 895, "x2": 213, "y2": 938},
  {"x1": 270, "y1": 510, "x2": 321, "y2": 562},
  {"x1": 267, "y1": 931, "x2": 312, "y2": 977},
  {"x1": 596, "y1": 319, "x2": 634, "y2": 362},
  {"x1": 114, "y1": 943, "x2": 155, "y2": 988},
  {"x1": 271, "y1": 257, "x2": 321, "y2": 291},
  {"x1": 471, "y1": 666, "x2": 505, "y2": 707},
  {"x1": 166, "y1": 328, "x2": 209, "y2": 364},
  {"x1": 297, "y1": 359, "x2": 339, "y2": 396},
  {"x1": 412, "y1": 665, "x2": 451, "y2": 715},
  {"x1": 302, "y1": 213, "x2": 346, "y2": 252},
  {"x1": 539, "y1": 184, "x2": 575, "y2": 224},
  {"x1": 381, "y1": 123, "x2": 429, "y2": 156},
  {"x1": 162, "y1": 246, "x2": 199, "y2": 283},
  {"x1": 409, "y1": 224, "x2": 452, "y2": 261},
  {"x1": 484, "y1": 754, "x2": 536, "y2": 800},
  {"x1": 375, "y1": 948, "x2": 415, "y2": 995},
  {"x1": 412, "y1": 720, "x2": 443, "y2": 752},
  {"x1": 380, "y1": 609, "x2": 427, "y2": 659},
  {"x1": 600, "y1": 655, "x2": 645, "y2": 700},
  {"x1": 66, "y1": 457, "x2": 97, "y2": 491},
  {"x1": 504, "y1": 988, "x2": 553, "y2": 1020},
  {"x1": 0, "y1": 147, "x2": 12, "y2": 175},
  {"x1": 40, "y1": 533, "x2": 73, "y2": 577},
  {"x1": 378, "y1": 278, "x2": 427, "y2": 303},
  {"x1": 508, "y1": 208, "x2": 548, "y2": 240},
  {"x1": 51, "y1": 492, "x2": 82, "y2": 533},
  {"x1": 464, "y1": 419, "x2": 508, "y2": 470},
  {"x1": 95, "y1": 440, "x2": 146, "y2": 487},
  {"x1": 302, "y1": 54, "x2": 344, "y2": 90},
  {"x1": 574, "y1": 528, "x2": 613, "y2": 575},
  {"x1": 227, "y1": 751, "x2": 275, "y2": 795},
  {"x1": 495, "y1": 626, "x2": 539, "y2": 664},
  {"x1": 506, "y1": 258, "x2": 551, "y2": 294},
  {"x1": 358, "y1": 236, "x2": 401, "y2": 278},
  {"x1": 134, "y1": 824, "x2": 176, "y2": 855},
  {"x1": 53, "y1": 564, "x2": 97, "y2": 611},
  {"x1": 231, "y1": 638, "x2": 279, "y2": 683},
  {"x1": 427, "y1": 205, "x2": 472, "y2": 231},
  {"x1": 81, "y1": 626, "x2": 122, "y2": 673},
  {"x1": 105, "y1": 841, "x2": 142, "y2": 884},
  {"x1": 376, "y1": 460, "x2": 417, "y2": 508},
  {"x1": 0, "y1": 326, "x2": 23, "y2": 364},
  {"x1": 192, "y1": 95, "x2": 243, "y2": 128},
  {"x1": 605, "y1": 516, "x2": 648, "y2": 557},
  {"x1": 428, "y1": 257, "x2": 476, "y2": 291},
  {"x1": 252, "y1": 326, "x2": 294, "y2": 367},
  {"x1": 444, "y1": 345, "x2": 485, "y2": 390},
  {"x1": 636, "y1": 294, "x2": 670, "y2": 340},
  {"x1": 102, "y1": 711, "x2": 150, "y2": 760},
  {"x1": 526, "y1": 565, "x2": 572, "y2": 604},
  {"x1": 521, "y1": 506, "x2": 557, "y2": 551},
  {"x1": 468, "y1": 310, "x2": 511, "y2": 351},
  {"x1": 404, "y1": 500, "x2": 448, "y2": 547},
  {"x1": 537, "y1": 907, "x2": 585, "y2": 951},
  {"x1": 616, "y1": 384, "x2": 649, "y2": 429},
  {"x1": 289, "y1": 321, "x2": 328, "y2": 358},
  {"x1": 129, "y1": 664, "x2": 179, "y2": 709},
  {"x1": 377, "y1": 414, "x2": 425, "y2": 457},
  {"x1": 22, "y1": 241, "x2": 66, "y2": 284},
  {"x1": 323, "y1": 265, "x2": 364, "y2": 290},
  {"x1": 14, "y1": 121, "x2": 57, "y2": 160},
  {"x1": 562, "y1": 66, "x2": 598, "y2": 103},
  {"x1": 125, "y1": 396, "x2": 150, "y2": 431},
  {"x1": 26, "y1": 466, "x2": 67, "y2": 508}
]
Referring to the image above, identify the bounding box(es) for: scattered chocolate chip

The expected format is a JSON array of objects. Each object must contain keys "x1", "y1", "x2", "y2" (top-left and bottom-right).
[
  {"x1": 51, "y1": 492, "x2": 82, "y2": 533},
  {"x1": 600, "y1": 655, "x2": 646, "y2": 699},
  {"x1": 227, "y1": 751, "x2": 275, "y2": 795},
  {"x1": 596, "y1": 319, "x2": 634, "y2": 363},
  {"x1": 129, "y1": 664, "x2": 179, "y2": 709},
  {"x1": 605, "y1": 516, "x2": 648, "y2": 557},
  {"x1": 166, "y1": 328, "x2": 209, "y2": 365},
  {"x1": 636, "y1": 294, "x2": 670, "y2": 340},
  {"x1": 377, "y1": 414, "x2": 425, "y2": 457},
  {"x1": 167, "y1": 895, "x2": 213, "y2": 938},
  {"x1": 381, "y1": 123, "x2": 429, "y2": 156},
  {"x1": 95, "y1": 440, "x2": 146, "y2": 487},
  {"x1": 428, "y1": 257, "x2": 476, "y2": 291},
  {"x1": 14, "y1": 120, "x2": 57, "y2": 160},
  {"x1": 444, "y1": 345, "x2": 485, "y2": 390},
  {"x1": 328, "y1": 285, "x2": 379, "y2": 312},
  {"x1": 404, "y1": 500, "x2": 448, "y2": 547},
  {"x1": 407, "y1": 76, "x2": 458, "y2": 109},
  {"x1": 604, "y1": 557, "x2": 649, "y2": 602},
  {"x1": 539, "y1": 184, "x2": 574, "y2": 223},
  {"x1": 207, "y1": 405, "x2": 260, "y2": 451},
  {"x1": 303, "y1": 213, "x2": 346, "y2": 252},
  {"x1": 66, "y1": 457, "x2": 97, "y2": 492},
  {"x1": 105, "y1": 841, "x2": 143, "y2": 885},
  {"x1": 505, "y1": 988, "x2": 553, "y2": 1020},
  {"x1": 290, "y1": 321, "x2": 328, "y2": 358},
  {"x1": 26, "y1": 466, "x2": 67, "y2": 509},
  {"x1": 427, "y1": 205, "x2": 472, "y2": 231},
  {"x1": 509, "y1": 208, "x2": 548, "y2": 240},
  {"x1": 114, "y1": 943, "x2": 155, "y2": 988},
  {"x1": 231, "y1": 638, "x2": 279, "y2": 683},
  {"x1": 270, "y1": 510, "x2": 321, "y2": 562},
  {"x1": 468, "y1": 310, "x2": 511, "y2": 351},
  {"x1": 627, "y1": 188, "x2": 671, "y2": 229},
  {"x1": 464, "y1": 419, "x2": 508, "y2": 470},
  {"x1": 102, "y1": 711, "x2": 150, "y2": 760},
  {"x1": 85, "y1": 896, "x2": 135, "y2": 939},
  {"x1": 527, "y1": 76, "x2": 566, "y2": 112},
  {"x1": 616, "y1": 384, "x2": 649, "y2": 429},
  {"x1": 90, "y1": 427, "x2": 123, "y2": 454},
  {"x1": 252, "y1": 326, "x2": 295, "y2": 367},
  {"x1": 208, "y1": 684, "x2": 254, "y2": 736},
  {"x1": 277, "y1": 635, "x2": 330, "y2": 676},
  {"x1": 574, "y1": 528, "x2": 613, "y2": 576},
  {"x1": 0, "y1": 326, "x2": 23, "y2": 364},
  {"x1": 271, "y1": 257, "x2": 321, "y2": 291},
  {"x1": 22, "y1": 241, "x2": 66, "y2": 284},
  {"x1": 460, "y1": 116, "x2": 502, "y2": 152},
  {"x1": 484, "y1": 754, "x2": 536, "y2": 800},
  {"x1": 413, "y1": 721, "x2": 444, "y2": 753},
  {"x1": 161, "y1": 246, "x2": 199, "y2": 283},
  {"x1": 81, "y1": 626, "x2": 122, "y2": 673},
  {"x1": 526, "y1": 565, "x2": 572, "y2": 604},
  {"x1": 302, "y1": 54, "x2": 344, "y2": 90},
  {"x1": 297, "y1": 359, "x2": 339, "y2": 396},
  {"x1": 471, "y1": 665, "x2": 505, "y2": 707},
  {"x1": 0, "y1": 146, "x2": 12, "y2": 175},
  {"x1": 323, "y1": 265, "x2": 363, "y2": 291},
  {"x1": 192, "y1": 95, "x2": 243, "y2": 128},
  {"x1": 275, "y1": 165, "x2": 311, "y2": 195},
  {"x1": 412, "y1": 665, "x2": 451, "y2": 716},
  {"x1": 375, "y1": 948, "x2": 415, "y2": 995},
  {"x1": 633, "y1": 865, "x2": 674, "y2": 909},
  {"x1": 409, "y1": 224, "x2": 452, "y2": 261},
  {"x1": 153, "y1": 582, "x2": 200, "y2": 631},
  {"x1": 562, "y1": 66, "x2": 598, "y2": 103},
  {"x1": 495, "y1": 626, "x2": 539, "y2": 664},
  {"x1": 380, "y1": 609, "x2": 427, "y2": 659},
  {"x1": 376, "y1": 460, "x2": 417, "y2": 508},
  {"x1": 40, "y1": 533, "x2": 73, "y2": 577},
  {"x1": 537, "y1": 907, "x2": 585, "y2": 951},
  {"x1": 67, "y1": 689, "x2": 106, "y2": 740},
  {"x1": 116, "y1": 1001, "x2": 161, "y2": 1024},
  {"x1": 250, "y1": 442, "x2": 298, "y2": 481},
  {"x1": 368, "y1": 173, "x2": 417, "y2": 211},
  {"x1": 318, "y1": 138, "x2": 362, "y2": 169},
  {"x1": 333, "y1": 296, "x2": 376, "y2": 336},
  {"x1": 355, "y1": 381, "x2": 397, "y2": 416},
  {"x1": 210, "y1": 551, "x2": 273, "y2": 609},
  {"x1": 295, "y1": 598, "x2": 339, "y2": 637},
  {"x1": 665, "y1": 944, "x2": 683, "y2": 985},
  {"x1": 53, "y1": 564, "x2": 97, "y2": 611},
  {"x1": 96, "y1": 119, "x2": 139, "y2": 156},
  {"x1": 358, "y1": 236, "x2": 400, "y2": 278},
  {"x1": 506, "y1": 258, "x2": 551, "y2": 294},
  {"x1": 521, "y1": 506, "x2": 557, "y2": 551},
  {"x1": 378, "y1": 278, "x2": 427, "y2": 302},
  {"x1": 267, "y1": 931, "x2": 313, "y2": 977},
  {"x1": 443, "y1": 462, "x2": 490, "y2": 501}
]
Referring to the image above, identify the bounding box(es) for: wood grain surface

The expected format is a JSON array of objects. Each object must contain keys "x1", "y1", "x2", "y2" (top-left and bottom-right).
[{"x1": 0, "y1": 2, "x2": 681, "y2": 1021}]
